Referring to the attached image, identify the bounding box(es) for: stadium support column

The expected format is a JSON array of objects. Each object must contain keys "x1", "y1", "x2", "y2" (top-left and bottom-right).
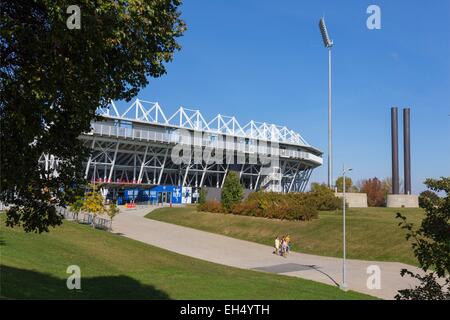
[
  {"x1": 182, "y1": 158, "x2": 191, "y2": 187},
  {"x1": 391, "y1": 107, "x2": 399, "y2": 194},
  {"x1": 254, "y1": 165, "x2": 262, "y2": 190},
  {"x1": 221, "y1": 164, "x2": 229, "y2": 188},
  {"x1": 138, "y1": 146, "x2": 148, "y2": 183},
  {"x1": 288, "y1": 162, "x2": 301, "y2": 192},
  {"x1": 403, "y1": 108, "x2": 411, "y2": 195},
  {"x1": 84, "y1": 139, "x2": 96, "y2": 179},
  {"x1": 157, "y1": 149, "x2": 168, "y2": 185},
  {"x1": 108, "y1": 142, "x2": 120, "y2": 182}
]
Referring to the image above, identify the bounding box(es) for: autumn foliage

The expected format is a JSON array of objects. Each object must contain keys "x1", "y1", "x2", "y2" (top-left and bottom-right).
[
  {"x1": 360, "y1": 178, "x2": 388, "y2": 207},
  {"x1": 198, "y1": 186, "x2": 341, "y2": 221}
]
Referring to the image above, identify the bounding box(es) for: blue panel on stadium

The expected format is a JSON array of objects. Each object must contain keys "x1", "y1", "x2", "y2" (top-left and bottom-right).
[{"x1": 120, "y1": 185, "x2": 196, "y2": 205}]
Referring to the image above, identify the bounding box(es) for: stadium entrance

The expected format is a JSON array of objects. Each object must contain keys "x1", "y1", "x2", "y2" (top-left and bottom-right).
[
  {"x1": 104, "y1": 184, "x2": 198, "y2": 205},
  {"x1": 157, "y1": 191, "x2": 171, "y2": 204}
]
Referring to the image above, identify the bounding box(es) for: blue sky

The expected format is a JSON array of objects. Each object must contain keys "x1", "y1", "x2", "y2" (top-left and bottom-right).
[{"x1": 123, "y1": 0, "x2": 450, "y2": 193}]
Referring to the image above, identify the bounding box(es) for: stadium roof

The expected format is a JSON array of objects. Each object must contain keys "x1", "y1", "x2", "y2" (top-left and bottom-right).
[{"x1": 97, "y1": 98, "x2": 321, "y2": 153}]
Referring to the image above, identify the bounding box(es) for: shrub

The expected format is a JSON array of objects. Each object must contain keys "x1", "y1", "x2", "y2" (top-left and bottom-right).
[
  {"x1": 418, "y1": 190, "x2": 440, "y2": 208},
  {"x1": 198, "y1": 187, "x2": 329, "y2": 221},
  {"x1": 198, "y1": 200, "x2": 223, "y2": 213},
  {"x1": 230, "y1": 191, "x2": 318, "y2": 221},
  {"x1": 309, "y1": 183, "x2": 341, "y2": 210},
  {"x1": 232, "y1": 200, "x2": 260, "y2": 217}
]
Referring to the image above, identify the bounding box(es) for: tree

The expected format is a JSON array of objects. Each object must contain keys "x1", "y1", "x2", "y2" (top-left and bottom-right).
[
  {"x1": 381, "y1": 177, "x2": 404, "y2": 195},
  {"x1": 395, "y1": 177, "x2": 450, "y2": 300},
  {"x1": 69, "y1": 195, "x2": 84, "y2": 220},
  {"x1": 418, "y1": 190, "x2": 440, "y2": 208},
  {"x1": 221, "y1": 172, "x2": 244, "y2": 212},
  {"x1": 198, "y1": 188, "x2": 207, "y2": 206},
  {"x1": 107, "y1": 202, "x2": 119, "y2": 229},
  {"x1": 335, "y1": 177, "x2": 354, "y2": 193},
  {"x1": 1, "y1": 1, "x2": 186, "y2": 232},
  {"x1": 82, "y1": 186, "x2": 106, "y2": 228},
  {"x1": 361, "y1": 178, "x2": 386, "y2": 207}
]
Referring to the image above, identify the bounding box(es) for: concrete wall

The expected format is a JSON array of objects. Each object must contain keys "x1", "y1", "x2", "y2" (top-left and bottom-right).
[
  {"x1": 335, "y1": 192, "x2": 368, "y2": 208},
  {"x1": 386, "y1": 194, "x2": 419, "y2": 208}
]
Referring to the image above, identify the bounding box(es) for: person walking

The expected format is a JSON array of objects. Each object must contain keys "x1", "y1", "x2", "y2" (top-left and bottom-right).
[
  {"x1": 281, "y1": 237, "x2": 288, "y2": 257},
  {"x1": 274, "y1": 236, "x2": 280, "y2": 255},
  {"x1": 285, "y1": 234, "x2": 291, "y2": 254}
]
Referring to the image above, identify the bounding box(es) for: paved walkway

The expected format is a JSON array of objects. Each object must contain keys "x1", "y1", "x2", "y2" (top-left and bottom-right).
[{"x1": 112, "y1": 206, "x2": 422, "y2": 300}]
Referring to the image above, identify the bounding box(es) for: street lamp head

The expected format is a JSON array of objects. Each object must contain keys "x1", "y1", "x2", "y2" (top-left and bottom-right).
[
  {"x1": 343, "y1": 167, "x2": 353, "y2": 175},
  {"x1": 319, "y1": 17, "x2": 333, "y2": 48}
]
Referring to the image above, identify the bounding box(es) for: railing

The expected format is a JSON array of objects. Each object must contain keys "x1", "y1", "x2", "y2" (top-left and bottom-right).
[
  {"x1": 57, "y1": 206, "x2": 112, "y2": 230},
  {"x1": 87, "y1": 123, "x2": 323, "y2": 165}
]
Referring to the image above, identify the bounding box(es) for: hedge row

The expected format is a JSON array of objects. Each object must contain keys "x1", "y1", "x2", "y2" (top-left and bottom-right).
[{"x1": 197, "y1": 188, "x2": 341, "y2": 221}]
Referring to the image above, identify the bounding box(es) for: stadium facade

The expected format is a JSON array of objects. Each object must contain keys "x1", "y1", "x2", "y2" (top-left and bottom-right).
[{"x1": 67, "y1": 99, "x2": 322, "y2": 204}]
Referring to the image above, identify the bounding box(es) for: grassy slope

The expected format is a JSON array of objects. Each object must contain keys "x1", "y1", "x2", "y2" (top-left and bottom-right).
[
  {"x1": 0, "y1": 214, "x2": 374, "y2": 300},
  {"x1": 147, "y1": 206, "x2": 423, "y2": 266}
]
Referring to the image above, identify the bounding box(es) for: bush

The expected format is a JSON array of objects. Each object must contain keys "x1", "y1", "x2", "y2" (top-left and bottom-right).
[
  {"x1": 198, "y1": 200, "x2": 222, "y2": 213},
  {"x1": 232, "y1": 200, "x2": 260, "y2": 216},
  {"x1": 418, "y1": 190, "x2": 440, "y2": 208},
  {"x1": 230, "y1": 192, "x2": 318, "y2": 221},
  {"x1": 309, "y1": 183, "x2": 341, "y2": 210},
  {"x1": 197, "y1": 183, "x2": 340, "y2": 221}
]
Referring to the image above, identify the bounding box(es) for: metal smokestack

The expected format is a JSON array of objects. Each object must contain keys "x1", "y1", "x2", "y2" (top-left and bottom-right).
[
  {"x1": 391, "y1": 107, "x2": 400, "y2": 194},
  {"x1": 403, "y1": 108, "x2": 411, "y2": 195}
]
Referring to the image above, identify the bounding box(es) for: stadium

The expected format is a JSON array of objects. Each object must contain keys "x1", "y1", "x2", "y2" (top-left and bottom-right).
[{"x1": 64, "y1": 99, "x2": 323, "y2": 205}]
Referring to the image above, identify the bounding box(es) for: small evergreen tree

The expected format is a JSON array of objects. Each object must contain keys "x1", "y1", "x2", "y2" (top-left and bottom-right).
[
  {"x1": 221, "y1": 172, "x2": 244, "y2": 212},
  {"x1": 198, "y1": 188, "x2": 207, "y2": 205}
]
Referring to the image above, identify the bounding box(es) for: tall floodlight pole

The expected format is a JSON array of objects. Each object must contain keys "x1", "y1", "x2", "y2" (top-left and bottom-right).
[
  {"x1": 341, "y1": 165, "x2": 352, "y2": 291},
  {"x1": 319, "y1": 18, "x2": 334, "y2": 187}
]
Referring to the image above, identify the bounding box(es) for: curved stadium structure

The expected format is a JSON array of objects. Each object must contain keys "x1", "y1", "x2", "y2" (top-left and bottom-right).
[{"x1": 73, "y1": 99, "x2": 322, "y2": 203}]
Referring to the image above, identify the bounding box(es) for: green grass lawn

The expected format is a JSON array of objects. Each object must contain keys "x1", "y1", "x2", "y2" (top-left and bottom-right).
[
  {"x1": 0, "y1": 213, "x2": 375, "y2": 300},
  {"x1": 147, "y1": 206, "x2": 423, "y2": 266}
]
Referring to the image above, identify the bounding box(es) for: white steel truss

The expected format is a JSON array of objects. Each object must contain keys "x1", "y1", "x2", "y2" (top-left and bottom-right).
[{"x1": 97, "y1": 98, "x2": 310, "y2": 146}]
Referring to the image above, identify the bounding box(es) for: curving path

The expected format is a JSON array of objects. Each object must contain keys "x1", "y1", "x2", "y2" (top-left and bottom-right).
[{"x1": 112, "y1": 206, "x2": 423, "y2": 300}]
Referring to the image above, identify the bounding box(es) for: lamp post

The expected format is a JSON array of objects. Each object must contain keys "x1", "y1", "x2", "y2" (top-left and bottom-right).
[
  {"x1": 341, "y1": 165, "x2": 352, "y2": 291},
  {"x1": 319, "y1": 18, "x2": 334, "y2": 188}
]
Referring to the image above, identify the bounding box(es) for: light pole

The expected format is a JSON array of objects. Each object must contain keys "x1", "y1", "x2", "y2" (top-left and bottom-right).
[
  {"x1": 319, "y1": 18, "x2": 334, "y2": 188},
  {"x1": 341, "y1": 165, "x2": 352, "y2": 291}
]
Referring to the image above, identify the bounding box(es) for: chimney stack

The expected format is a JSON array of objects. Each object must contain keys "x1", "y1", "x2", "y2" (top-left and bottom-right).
[
  {"x1": 403, "y1": 108, "x2": 411, "y2": 195},
  {"x1": 391, "y1": 107, "x2": 400, "y2": 194}
]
